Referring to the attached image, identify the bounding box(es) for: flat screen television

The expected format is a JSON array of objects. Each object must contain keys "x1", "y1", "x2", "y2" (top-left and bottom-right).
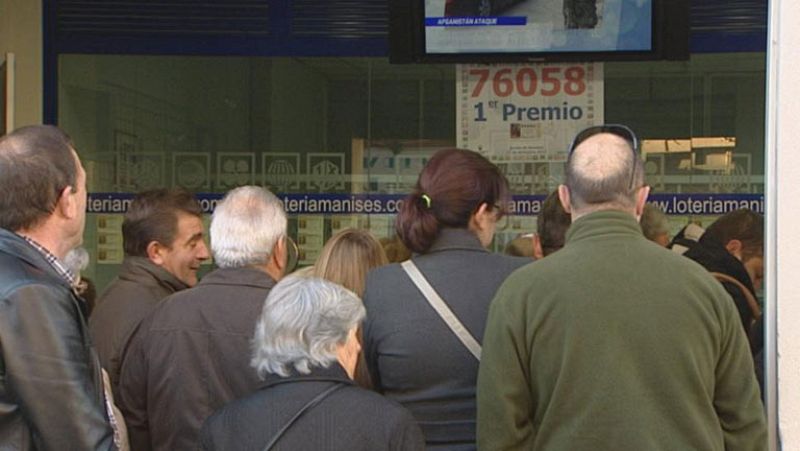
[{"x1": 389, "y1": 0, "x2": 689, "y2": 63}]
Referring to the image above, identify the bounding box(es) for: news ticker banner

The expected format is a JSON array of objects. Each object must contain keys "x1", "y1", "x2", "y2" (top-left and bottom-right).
[
  {"x1": 456, "y1": 62, "x2": 603, "y2": 162},
  {"x1": 87, "y1": 193, "x2": 764, "y2": 217}
]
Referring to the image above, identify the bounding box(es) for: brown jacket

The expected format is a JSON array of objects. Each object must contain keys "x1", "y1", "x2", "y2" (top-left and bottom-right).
[
  {"x1": 89, "y1": 256, "x2": 188, "y2": 395},
  {"x1": 118, "y1": 267, "x2": 276, "y2": 451}
]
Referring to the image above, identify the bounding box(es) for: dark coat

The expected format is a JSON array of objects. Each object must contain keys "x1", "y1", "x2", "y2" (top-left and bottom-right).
[
  {"x1": 683, "y1": 235, "x2": 764, "y2": 395},
  {"x1": 200, "y1": 364, "x2": 425, "y2": 451},
  {"x1": 118, "y1": 267, "x2": 275, "y2": 451},
  {"x1": 0, "y1": 229, "x2": 115, "y2": 450},
  {"x1": 683, "y1": 235, "x2": 762, "y2": 352},
  {"x1": 89, "y1": 256, "x2": 188, "y2": 395},
  {"x1": 362, "y1": 228, "x2": 530, "y2": 450}
]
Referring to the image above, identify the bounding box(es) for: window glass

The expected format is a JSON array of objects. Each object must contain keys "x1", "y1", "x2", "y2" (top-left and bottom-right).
[{"x1": 58, "y1": 53, "x2": 765, "y2": 289}]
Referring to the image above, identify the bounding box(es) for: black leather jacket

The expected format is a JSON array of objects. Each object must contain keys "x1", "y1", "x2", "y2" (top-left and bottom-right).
[{"x1": 0, "y1": 229, "x2": 116, "y2": 450}]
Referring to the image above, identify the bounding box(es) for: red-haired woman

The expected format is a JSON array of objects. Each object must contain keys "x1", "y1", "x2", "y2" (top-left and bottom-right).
[{"x1": 362, "y1": 148, "x2": 530, "y2": 450}]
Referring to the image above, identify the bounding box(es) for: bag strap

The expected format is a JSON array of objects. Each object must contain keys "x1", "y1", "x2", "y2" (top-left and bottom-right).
[
  {"x1": 262, "y1": 382, "x2": 345, "y2": 451},
  {"x1": 710, "y1": 272, "x2": 762, "y2": 322},
  {"x1": 401, "y1": 260, "x2": 481, "y2": 360}
]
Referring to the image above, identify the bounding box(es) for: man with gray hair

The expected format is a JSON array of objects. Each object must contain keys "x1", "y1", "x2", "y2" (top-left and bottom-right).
[
  {"x1": 201, "y1": 275, "x2": 424, "y2": 450},
  {"x1": 640, "y1": 202, "x2": 670, "y2": 247},
  {"x1": 118, "y1": 185, "x2": 289, "y2": 451},
  {"x1": 477, "y1": 125, "x2": 766, "y2": 450}
]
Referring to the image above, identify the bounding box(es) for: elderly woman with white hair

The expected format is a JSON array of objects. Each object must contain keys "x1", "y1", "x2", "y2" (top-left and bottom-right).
[{"x1": 200, "y1": 275, "x2": 425, "y2": 451}]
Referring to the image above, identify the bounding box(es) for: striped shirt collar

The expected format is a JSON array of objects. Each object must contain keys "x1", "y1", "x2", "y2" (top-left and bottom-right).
[{"x1": 19, "y1": 235, "x2": 77, "y2": 286}]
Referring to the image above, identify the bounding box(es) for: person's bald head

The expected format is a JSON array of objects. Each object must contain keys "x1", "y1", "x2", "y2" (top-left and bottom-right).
[{"x1": 562, "y1": 133, "x2": 645, "y2": 216}]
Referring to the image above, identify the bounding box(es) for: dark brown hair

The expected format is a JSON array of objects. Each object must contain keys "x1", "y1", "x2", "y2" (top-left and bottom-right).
[
  {"x1": 122, "y1": 188, "x2": 203, "y2": 257},
  {"x1": 396, "y1": 148, "x2": 510, "y2": 254},
  {"x1": 537, "y1": 190, "x2": 571, "y2": 256},
  {"x1": 0, "y1": 125, "x2": 78, "y2": 231},
  {"x1": 379, "y1": 235, "x2": 412, "y2": 263},
  {"x1": 701, "y1": 209, "x2": 764, "y2": 259}
]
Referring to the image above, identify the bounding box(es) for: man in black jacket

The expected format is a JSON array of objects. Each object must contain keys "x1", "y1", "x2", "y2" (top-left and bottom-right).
[
  {"x1": 0, "y1": 125, "x2": 117, "y2": 449},
  {"x1": 683, "y1": 209, "x2": 764, "y2": 390},
  {"x1": 684, "y1": 209, "x2": 764, "y2": 350}
]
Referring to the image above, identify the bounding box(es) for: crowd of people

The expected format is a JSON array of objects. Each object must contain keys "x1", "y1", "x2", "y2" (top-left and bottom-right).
[{"x1": 0, "y1": 124, "x2": 766, "y2": 450}]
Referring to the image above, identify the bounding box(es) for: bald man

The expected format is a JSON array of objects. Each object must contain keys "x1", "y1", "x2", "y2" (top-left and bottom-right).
[{"x1": 477, "y1": 126, "x2": 766, "y2": 451}]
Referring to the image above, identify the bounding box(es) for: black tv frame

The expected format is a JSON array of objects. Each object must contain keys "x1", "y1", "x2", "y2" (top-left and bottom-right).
[{"x1": 389, "y1": 0, "x2": 689, "y2": 64}]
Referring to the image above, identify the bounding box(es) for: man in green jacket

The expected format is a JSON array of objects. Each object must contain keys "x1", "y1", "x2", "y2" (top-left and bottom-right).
[{"x1": 477, "y1": 125, "x2": 766, "y2": 451}]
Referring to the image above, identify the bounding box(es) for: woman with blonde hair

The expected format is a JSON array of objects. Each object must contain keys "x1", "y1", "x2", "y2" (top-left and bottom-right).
[
  {"x1": 310, "y1": 228, "x2": 388, "y2": 388},
  {"x1": 313, "y1": 228, "x2": 388, "y2": 297}
]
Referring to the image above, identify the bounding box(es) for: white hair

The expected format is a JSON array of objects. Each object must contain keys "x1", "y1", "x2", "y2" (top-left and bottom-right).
[
  {"x1": 251, "y1": 275, "x2": 366, "y2": 378},
  {"x1": 210, "y1": 186, "x2": 287, "y2": 268},
  {"x1": 64, "y1": 246, "x2": 90, "y2": 274}
]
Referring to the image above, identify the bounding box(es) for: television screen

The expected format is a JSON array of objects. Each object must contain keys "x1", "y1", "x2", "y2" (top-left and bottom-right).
[{"x1": 425, "y1": 0, "x2": 653, "y2": 56}]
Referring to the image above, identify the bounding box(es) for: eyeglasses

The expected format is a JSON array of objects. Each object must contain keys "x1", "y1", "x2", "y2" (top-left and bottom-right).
[
  {"x1": 493, "y1": 203, "x2": 509, "y2": 231},
  {"x1": 285, "y1": 235, "x2": 300, "y2": 274},
  {"x1": 568, "y1": 124, "x2": 641, "y2": 190}
]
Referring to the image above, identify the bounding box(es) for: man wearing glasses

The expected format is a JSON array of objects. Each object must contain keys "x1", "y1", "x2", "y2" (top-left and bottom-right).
[
  {"x1": 477, "y1": 125, "x2": 766, "y2": 450},
  {"x1": 117, "y1": 185, "x2": 291, "y2": 451}
]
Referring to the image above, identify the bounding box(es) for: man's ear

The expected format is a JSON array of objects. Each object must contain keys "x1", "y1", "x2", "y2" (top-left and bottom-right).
[
  {"x1": 532, "y1": 233, "x2": 544, "y2": 260},
  {"x1": 269, "y1": 237, "x2": 288, "y2": 279},
  {"x1": 725, "y1": 239, "x2": 743, "y2": 260},
  {"x1": 557, "y1": 185, "x2": 572, "y2": 214},
  {"x1": 146, "y1": 241, "x2": 167, "y2": 266},
  {"x1": 634, "y1": 185, "x2": 651, "y2": 218},
  {"x1": 55, "y1": 185, "x2": 78, "y2": 220}
]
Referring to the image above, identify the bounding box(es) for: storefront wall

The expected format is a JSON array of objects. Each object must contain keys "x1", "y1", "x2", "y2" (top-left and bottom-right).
[
  {"x1": 768, "y1": 0, "x2": 800, "y2": 446},
  {"x1": 0, "y1": 0, "x2": 42, "y2": 128}
]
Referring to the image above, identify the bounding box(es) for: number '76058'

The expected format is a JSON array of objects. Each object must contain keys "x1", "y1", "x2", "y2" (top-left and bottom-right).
[{"x1": 469, "y1": 66, "x2": 587, "y2": 98}]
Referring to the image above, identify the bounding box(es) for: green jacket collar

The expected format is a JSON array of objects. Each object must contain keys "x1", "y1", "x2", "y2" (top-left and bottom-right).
[{"x1": 565, "y1": 209, "x2": 643, "y2": 245}]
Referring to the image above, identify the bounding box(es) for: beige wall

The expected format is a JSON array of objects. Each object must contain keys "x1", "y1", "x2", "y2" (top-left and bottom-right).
[
  {"x1": 769, "y1": 0, "x2": 800, "y2": 447},
  {"x1": 0, "y1": 0, "x2": 43, "y2": 127}
]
